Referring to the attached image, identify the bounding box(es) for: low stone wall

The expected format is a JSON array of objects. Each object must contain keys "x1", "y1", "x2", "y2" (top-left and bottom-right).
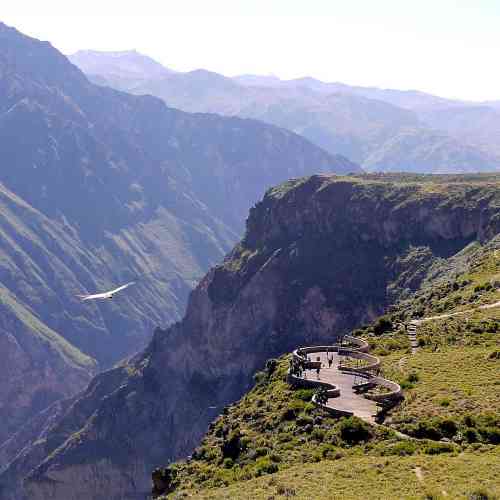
[
  {"x1": 293, "y1": 346, "x2": 338, "y2": 369},
  {"x1": 363, "y1": 376, "x2": 402, "y2": 404},
  {"x1": 338, "y1": 349, "x2": 380, "y2": 373},
  {"x1": 287, "y1": 372, "x2": 335, "y2": 391},
  {"x1": 344, "y1": 335, "x2": 369, "y2": 352},
  {"x1": 290, "y1": 336, "x2": 402, "y2": 417},
  {"x1": 310, "y1": 386, "x2": 347, "y2": 416}
]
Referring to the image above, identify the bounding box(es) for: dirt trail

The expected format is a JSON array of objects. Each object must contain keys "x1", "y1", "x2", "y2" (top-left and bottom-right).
[{"x1": 408, "y1": 299, "x2": 500, "y2": 353}]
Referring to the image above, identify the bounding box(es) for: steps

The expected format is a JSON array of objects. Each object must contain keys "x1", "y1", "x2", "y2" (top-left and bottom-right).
[{"x1": 408, "y1": 320, "x2": 419, "y2": 352}]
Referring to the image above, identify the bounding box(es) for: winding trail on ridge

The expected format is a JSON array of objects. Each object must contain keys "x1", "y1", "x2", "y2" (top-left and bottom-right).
[{"x1": 408, "y1": 299, "x2": 500, "y2": 353}]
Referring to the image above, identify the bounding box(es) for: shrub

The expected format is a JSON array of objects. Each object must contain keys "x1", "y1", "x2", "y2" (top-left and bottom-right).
[
  {"x1": 280, "y1": 400, "x2": 305, "y2": 421},
  {"x1": 405, "y1": 420, "x2": 442, "y2": 440},
  {"x1": 253, "y1": 371, "x2": 267, "y2": 386},
  {"x1": 423, "y1": 441, "x2": 455, "y2": 455},
  {"x1": 400, "y1": 380, "x2": 415, "y2": 390},
  {"x1": 293, "y1": 388, "x2": 315, "y2": 401},
  {"x1": 255, "y1": 447, "x2": 269, "y2": 457},
  {"x1": 221, "y1": 430, "x2": 241, "y2": 460},
  {"x1": 438, "y1": 419, "x2": 458, "y2": 438},
  {"x1": 373, "y1": 316, "x2": 393, "y2": 335},
  {"x1": 254, "y1": 457, "x2": 279, "y2": 476},
  {"x1": 463, "y1": 414, "x2": 476, "y2": 427},
  {"x1": 468, "y1": 489, "x2": 494, "y2": 500},
  {"x1": 311, "y1": 428, "x2": 325, "y2": 442},
  {"x1": 266, "y1": 358, "x2": 278, "y2": 376},
  {"x1": 407, "y1": 371, "x2": 420, "y2": 383},
  {"x1": 339, "y1": 417, "x2": 372, "y2": 444},
  {"x1": 464, "y1": 427, "x2": 480, "y2": 443},
  {"x1": 478, "y1": 426, "x2": 500, "y2": 445},
  {"x1": 296, "y1": 415, "x2": 313, "y2": 427},
  {"x1": 303, "y1": 402, "x2": 316, "y2": 414},
  {"x1": 382, "y1": 440, "x2": 417, "y2": 456}
]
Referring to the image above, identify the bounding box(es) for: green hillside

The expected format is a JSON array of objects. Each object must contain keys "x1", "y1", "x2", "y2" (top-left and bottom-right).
[{"x1": 155, "y1": 235, "x2": 500, "y2": 499}]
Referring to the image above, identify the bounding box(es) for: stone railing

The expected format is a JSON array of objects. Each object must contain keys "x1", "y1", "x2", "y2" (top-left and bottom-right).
[
  {"x1": 337, "y1": 349, "x2": 381, "y2": 374},
  {"x1": 289, "y1": 335, "x2": 402, "y2": 417},
  {"x1": 343, "y1": 335, "x2": 370, "y2": 352},
  {"x1": 363, "y1": 376, "x2": 402, "y2": 404},
  {"x1": 287, "y1": 372, "x2": 338, "y2": 392}
]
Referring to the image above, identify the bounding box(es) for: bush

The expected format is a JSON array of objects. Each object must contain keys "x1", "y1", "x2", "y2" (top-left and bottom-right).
[
  {"x1": 463, "y1": 414, "x2": 476, "y2": 427},
  {"x1": 464, "y1": 427, "x2": 480, "y2": 443},
  {"x1": 281, "y1": 400, "x2": 305, "y2": 421},
  {"x1": 468, "y1": 489, "x2": 494, "y2": 500},
  {"x1": 339, "y1": 417, "x2": 372, "y2": 444},
  {"x1": 373, "y1": 316, "x2": 393, "y2": 335},
  {"x1": 423, "y1": 441, "x2": 456, "y2": 455},
  {"x1": 478, "y1": 426, "x2": 500, "y2": 445},
  {"x1": 266, "y1": 358, "x2": 278, "y2": 376},
  {"x1": 438, "y1": 419, "x2": 458, "y2": 438},
  {"x1": 221, "y1": 430, "x2": 241, "y2": 460},
  {"x1": 382, "y1": 440, "x2": 418, "y2": 456},
  {"x1": 293, "y1": 388, "x2": 315, "y2": 401},
  {"x1": 296, "y1": 415, "x2": 313, "y2": 427},
  {"x1": 254, "y1": 457, "x2": 279, "y2": 476},
  {"x1": 311, "y1": 428, "x2": 325, "y2": 442},
  {"x1": 405, "y1": 420, "x2": 442, "y2": 440},
  {"x1": 255, "y1": 447, "x2": 269, "y2": 457}
]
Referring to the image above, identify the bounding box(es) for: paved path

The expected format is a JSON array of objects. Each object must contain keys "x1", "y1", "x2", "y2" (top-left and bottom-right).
[
  {"x1": 408, "y1": 299, "x2": 500, "y2": 354},
  {"x1": 302, "y1": 351, "x2": 378, "y2": 423}
]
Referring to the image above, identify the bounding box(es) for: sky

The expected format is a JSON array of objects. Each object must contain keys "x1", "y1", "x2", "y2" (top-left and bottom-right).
[{"x1": 2, "y1": 0, "x2": 500, "y2": 101}]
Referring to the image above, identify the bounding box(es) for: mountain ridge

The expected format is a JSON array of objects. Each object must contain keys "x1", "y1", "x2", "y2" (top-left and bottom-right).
[
  {"x1": 0, "y1": 22, "x2": 356, "y2": 452},
  {"x1": 69, "y1": 48, "x2": 500, "y2": 173}
]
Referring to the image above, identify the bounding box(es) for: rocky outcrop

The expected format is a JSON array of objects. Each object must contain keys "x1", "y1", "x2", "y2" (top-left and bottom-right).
[{"x1": 2, "y1": 173, "x2": 499, "y2": 500}]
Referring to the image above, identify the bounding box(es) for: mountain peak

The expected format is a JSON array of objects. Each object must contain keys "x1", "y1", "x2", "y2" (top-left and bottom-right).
[{"x1": 68, "y1": 49, "x2": 172, "y2": 80}]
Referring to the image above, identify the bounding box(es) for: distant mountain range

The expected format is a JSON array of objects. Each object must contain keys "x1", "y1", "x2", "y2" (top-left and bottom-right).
[
  {"x1": 69, "y1": 50, "x2": 500, "y2": 173},
  {"x1": 0, "y1": 23, "x2": 355, "y2": 449}
]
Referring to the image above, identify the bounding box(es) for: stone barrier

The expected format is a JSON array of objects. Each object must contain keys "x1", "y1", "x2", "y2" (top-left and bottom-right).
[{"x1": 337, "y1": 349, "x2": 380, "y2": 373}]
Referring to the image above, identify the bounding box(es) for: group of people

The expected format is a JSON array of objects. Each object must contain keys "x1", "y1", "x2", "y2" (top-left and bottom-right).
[{"x1": 289, "y1": 349, "x2": 335, "y2": 380}]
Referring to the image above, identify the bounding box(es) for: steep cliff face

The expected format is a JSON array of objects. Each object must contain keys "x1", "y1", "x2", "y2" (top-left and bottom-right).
[
  {"x1": 0, "y1": 22, "x2": 358, "y2": 449},
  {"x1": 2, "y1": 174, "x2": 499, "y2": 500}
]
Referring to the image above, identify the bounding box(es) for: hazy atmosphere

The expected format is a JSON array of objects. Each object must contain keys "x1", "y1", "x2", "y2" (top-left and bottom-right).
[
  {"x1": 4, "y1": 0, "x2": 500, "y2": 100},
  {"x1": 0, "y1": 4, "x2": 499, "y2": 500}
]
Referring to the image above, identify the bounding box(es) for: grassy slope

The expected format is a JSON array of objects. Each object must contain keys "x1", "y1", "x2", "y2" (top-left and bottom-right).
[
  {"x1": 190, "y1": 450, "x2": 500, "y2": 500},
  {"x1": 0, "y1": 284, "x2": 94, "y2": 370},
  {"x1": 158, "y1": 235, "x2": 499, "y2": 499}
]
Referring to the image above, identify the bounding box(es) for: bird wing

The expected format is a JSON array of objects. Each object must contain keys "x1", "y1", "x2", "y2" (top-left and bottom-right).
[
  {"x1": 77, "y1": 292, "x2": 112, "y2": 301},
  {"x1": 108, "y1": 281, "x2": 136, "y2": 295}
]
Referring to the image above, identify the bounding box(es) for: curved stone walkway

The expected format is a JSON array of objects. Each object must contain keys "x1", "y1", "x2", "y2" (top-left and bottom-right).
[{"x1": 302, "y1": 351, "x2": 379, "y2": 423}]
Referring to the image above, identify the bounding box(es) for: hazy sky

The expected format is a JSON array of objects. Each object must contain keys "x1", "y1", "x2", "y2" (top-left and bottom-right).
[{"x1": 3, "y1": 0, "x2": 499, "y2": 101}]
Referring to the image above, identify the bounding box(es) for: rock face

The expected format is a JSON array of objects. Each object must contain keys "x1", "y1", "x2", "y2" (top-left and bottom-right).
[
  {"x1": 3, "y1": 173, "x2": 498, "y2": 500},
  {"x1": 0, "y1": 22, "x2": 356, "y2": 450}
]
